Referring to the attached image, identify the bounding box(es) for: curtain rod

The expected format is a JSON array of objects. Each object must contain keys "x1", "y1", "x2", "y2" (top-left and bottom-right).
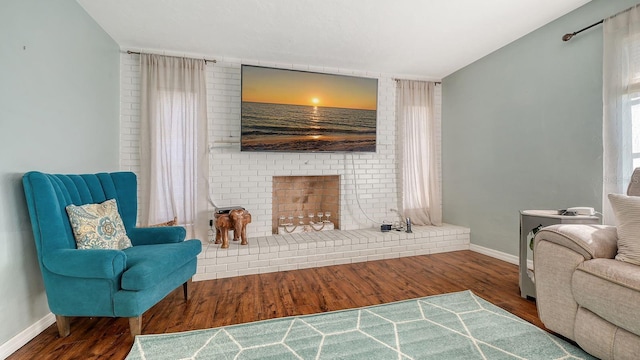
[
  {"x1": 394, "y1": 78, "x2": 441, "y2": 85},
  {"x1": 562, "y1": 4, "x2": 640, "y2": 42},
  {"x1": 126, "y1": 50, "x2": 217, "y2": 63},
  {"x1": 562, "y1": 19, "x2": 604, "y2": 41}
]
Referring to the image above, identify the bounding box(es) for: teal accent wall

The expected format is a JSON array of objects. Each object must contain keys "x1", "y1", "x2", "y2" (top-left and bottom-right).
[
  {"x1": 442, "y1": 0, "x2": 640, "y2": 256},
  {"x1": 0, "y1": 0, "x2": 119, "y2": 348}
]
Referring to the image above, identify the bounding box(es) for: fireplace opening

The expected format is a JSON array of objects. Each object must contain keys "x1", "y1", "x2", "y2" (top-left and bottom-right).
[{"x1": 272, "y1": 175, "x2": 340, "y2": 234}]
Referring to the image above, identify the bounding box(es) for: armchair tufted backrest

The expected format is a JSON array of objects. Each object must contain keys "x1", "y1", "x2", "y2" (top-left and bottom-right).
[{"x1": 22, "y1": 172, "x2": 138, "y2": 256}]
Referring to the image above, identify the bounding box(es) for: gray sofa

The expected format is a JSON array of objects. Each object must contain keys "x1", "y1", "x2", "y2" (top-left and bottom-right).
[{"x1": 534, "y1": 176, "x2": 640, "y2": 359}]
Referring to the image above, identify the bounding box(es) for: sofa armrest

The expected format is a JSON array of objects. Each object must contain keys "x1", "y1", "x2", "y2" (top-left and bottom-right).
[
  {"x1": 42, "y1": 249, "x2": 127, "y2": 279},
  {"x1": 534, "y1": 224, "x2": 618, "y2": 260},
  {"x1": 127, "y1": 226, "x2": 186, "y2": 246}
]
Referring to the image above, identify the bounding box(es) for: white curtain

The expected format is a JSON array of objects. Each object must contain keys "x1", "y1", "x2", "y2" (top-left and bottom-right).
[
  {"x1": 396, "y1": 80, "x2": 442, "y2": 226},
  {"x1": 603, "y1": 5, "x2": 640, "y2": 224},
  {"x1": 140, "y1": 54, "x2": 208, "y2": 238}
]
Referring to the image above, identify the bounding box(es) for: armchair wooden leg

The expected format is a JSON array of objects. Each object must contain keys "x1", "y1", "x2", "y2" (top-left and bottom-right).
[
  {"x1": 183, "y1": 281, "x2": 189, "y2": 301},
  {"x1": 55, "y1": 315, "x2": 70, "y2": 337},
  {"x1": 129, "y1": 316, "x2": 142, "y2": 337}
]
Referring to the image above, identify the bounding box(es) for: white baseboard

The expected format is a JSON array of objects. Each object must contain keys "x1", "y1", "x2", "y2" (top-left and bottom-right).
[
  {"x1": 470, "y1": 244, "x2": 533, "y2": 270},
  {"x1": 0, "y1": 312, "x2": 55, "y2": 359}
]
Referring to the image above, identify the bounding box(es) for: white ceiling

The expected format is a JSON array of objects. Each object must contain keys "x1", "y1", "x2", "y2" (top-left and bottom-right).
[{"x1": 76, "y1": 0, "x2": 591, "y2": 79}]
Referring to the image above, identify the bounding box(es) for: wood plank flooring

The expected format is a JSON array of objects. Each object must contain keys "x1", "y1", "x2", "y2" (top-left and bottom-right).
[{"x1": 8, "y1": 250, "x2": 541, "y2": 360}]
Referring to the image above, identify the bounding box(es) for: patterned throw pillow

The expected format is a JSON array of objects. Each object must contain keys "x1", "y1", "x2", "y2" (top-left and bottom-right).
[{"x1": 66, "y1": 199, "x2": 133, "y2": 250}]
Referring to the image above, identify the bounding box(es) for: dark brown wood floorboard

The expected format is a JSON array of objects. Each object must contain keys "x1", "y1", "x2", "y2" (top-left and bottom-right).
[{"x1": 8, "y1": 250, "x2": 540, "y2": 360}]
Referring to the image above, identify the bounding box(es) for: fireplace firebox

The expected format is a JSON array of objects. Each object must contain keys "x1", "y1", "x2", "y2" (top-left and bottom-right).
[{"x1": 271, "y1": 175, "x2": 340, "y2": 234}]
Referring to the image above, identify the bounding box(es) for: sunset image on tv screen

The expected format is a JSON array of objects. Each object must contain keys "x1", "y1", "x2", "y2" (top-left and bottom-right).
[{"x1": 241, "y1": 65, "x2": 378, "y2": 152}]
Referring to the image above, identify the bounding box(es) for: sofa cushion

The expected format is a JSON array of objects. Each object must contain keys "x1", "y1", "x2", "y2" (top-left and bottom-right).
[
  {"x1": 579, "y1": 258, "x2": 640, "y2": 291},
  {"x1": 66, "y1": 199, "x2": 132, "y2": 250},
  {"x1": 574, "y1": 307, "x2": 640, "y2": 360},
  {"x1": 608, "y1": 193, "x2": 640, "y2": 265},
  {"x1": 573, "y1": 258, "x2": 640, "y2": 336},
  {"x1": 120, "y1": 240, "x2": 201, "y2": 291}
]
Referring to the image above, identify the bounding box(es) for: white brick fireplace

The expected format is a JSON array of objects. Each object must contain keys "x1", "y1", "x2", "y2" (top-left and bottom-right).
[
  {"x1": 202, "y1": 59, "x2": 405, "y2": 237},
  {"x1": 121, "y1": 52, "x2": 442, "y2": 232},
  {"x1": 118, "y1": 52, "x2": 467, "y2": 282}
]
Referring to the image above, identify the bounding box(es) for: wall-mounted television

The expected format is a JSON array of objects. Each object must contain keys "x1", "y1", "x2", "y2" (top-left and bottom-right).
[{"x1": 241, "y1": 65, "x2": 378, "y2": 152}]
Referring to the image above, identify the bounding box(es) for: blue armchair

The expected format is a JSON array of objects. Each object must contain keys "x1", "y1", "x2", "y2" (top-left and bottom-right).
[{"x1": 22, "y1": 171, "x2": 202, "y2": 337}]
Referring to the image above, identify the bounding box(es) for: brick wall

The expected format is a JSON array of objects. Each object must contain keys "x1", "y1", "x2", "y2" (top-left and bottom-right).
[{"x1": 120, "y1": 53, "x2": 442, "y2": 238}]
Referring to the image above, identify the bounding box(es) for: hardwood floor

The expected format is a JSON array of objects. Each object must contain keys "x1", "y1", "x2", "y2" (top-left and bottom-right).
[{"x1": 8, "y1": 250, "x2": 541, "y2": 359}]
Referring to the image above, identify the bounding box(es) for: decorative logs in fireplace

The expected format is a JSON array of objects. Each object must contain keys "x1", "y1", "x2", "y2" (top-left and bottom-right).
[{"x1": 214, "y1": 209, "x2": 252, "y2": 248}]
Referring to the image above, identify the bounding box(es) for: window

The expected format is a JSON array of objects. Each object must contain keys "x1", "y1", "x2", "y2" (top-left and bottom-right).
[
  {"x1": 631, "y1": 94, "x2": 640, "y2": 170},
  {"x1": 629, "y1": 34, "x2": 640, "y2": 172}
]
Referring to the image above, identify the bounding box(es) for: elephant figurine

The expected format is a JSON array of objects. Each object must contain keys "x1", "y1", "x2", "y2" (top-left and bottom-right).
[
  {"x1": 229, "y1": 209, "x2": 252, "y2": 245},
  {"x1": 214, "y1": 209, "x2": 251, "y2": 248}
]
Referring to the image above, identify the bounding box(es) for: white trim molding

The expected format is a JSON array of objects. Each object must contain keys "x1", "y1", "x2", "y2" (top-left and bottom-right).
[
  {"x1": 0, "y1": 312, "x2": 55, "y2": 359},
  {"x1": 470, "y1": 244, "x2": 533, "y2": 270}
]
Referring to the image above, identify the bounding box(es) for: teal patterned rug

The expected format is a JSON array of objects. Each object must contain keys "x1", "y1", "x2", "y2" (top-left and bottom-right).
[{"x1": 126, "y1": 291, "x2": 595, "y2": 359}]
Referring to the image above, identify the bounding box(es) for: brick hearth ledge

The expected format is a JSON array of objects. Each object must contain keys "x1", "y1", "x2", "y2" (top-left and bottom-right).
[{"x1": 194, "y1": 224, "x2": 470, "y2": 281}]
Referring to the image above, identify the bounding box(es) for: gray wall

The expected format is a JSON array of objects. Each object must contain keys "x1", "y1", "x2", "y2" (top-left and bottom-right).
[
  {"x1": 442, "y1": 0, "x2": 640, "y2": 256},
  {"x1": 0, "y1": 0, "x2": 119, "y2": 348}
]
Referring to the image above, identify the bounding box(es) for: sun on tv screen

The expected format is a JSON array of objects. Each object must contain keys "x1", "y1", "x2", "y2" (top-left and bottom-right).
[{"x1": 241, "y1": 65, "x2": 378, "y2": 152}]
